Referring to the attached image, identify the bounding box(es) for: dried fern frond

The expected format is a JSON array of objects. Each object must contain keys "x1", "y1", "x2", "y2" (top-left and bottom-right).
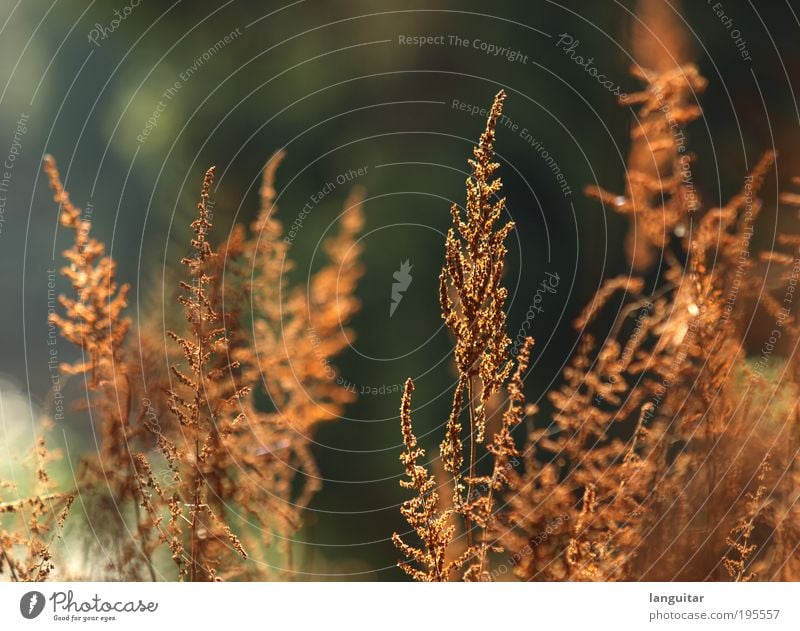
[
  {"x1": 441, "y1": 89, "x2": 514, "y2": 450},
  {"x1": 586, "y1": 64, "x2": 707, "y2": 269},
  {"x1": 43, "y1": 155, "x2": 130, "y2": 385},
  {"x1": 0, "y1": 430, "x2": 73, "y2": 581},
  {"x1": 139, "y1": 167, "x2": 250, "y2": 581},
  {"x1": 44, "y1": 156, "x2": 160, "y2": 579},
  {"x1": 396, "y1": 91, "x2": 535, "y2": 581},
  {"x1": 392, "y1": 379, "x2": 467, "y2": 581},
  {"x1": 229, "y1": 153, "x2": 366, "y2": 569},
  {"x1": 724, "y1": 461, "x2": 770, "y2": 582},
  {"x1": 507, "y1": 53, "x2": 798, "y2": 582},
  {"x1": 438, "y1": 91, "x2": 516, "y2": 554},
  {"x1": 464, "y1": 336, "x2": 534, "y2": 581}
]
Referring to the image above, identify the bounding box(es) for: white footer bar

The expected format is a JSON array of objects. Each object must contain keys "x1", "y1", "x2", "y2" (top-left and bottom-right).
[{"x1": 1, "y1": 581, "x2": 798, "y2": 630}]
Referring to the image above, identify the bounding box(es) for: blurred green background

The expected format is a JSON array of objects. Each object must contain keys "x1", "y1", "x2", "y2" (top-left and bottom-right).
[{"x1": 1, "y1": 0, "x2": 799, "y2": 579}]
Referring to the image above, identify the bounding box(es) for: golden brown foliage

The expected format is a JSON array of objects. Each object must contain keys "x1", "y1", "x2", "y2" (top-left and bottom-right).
[
  {"x1": 39, "y1": 153, "x2": 365, "y2": 581},
  {"x1": 231, "y1": 152, "x2": 365, "y2": 563},
  {"x1": 724, "y1": 461, "x2": 769, "y2": 582},
  {"x1": 0, "y1": 431, "x2": 73, "y2": 581},
  {"x1": 27, "y1": 21, "x2": 800, "y2": 583},
  {"x1": 391, "y1": 56, "x2": 799, "y2": 583},
  {"x1": 586, "y1": 64, "x2": 706, "y2": 269},
  {"x1": 392, "y1": 379, "x2": 468, "y2": 581},
  {"x1": 394, "y1": 91, "x2": 535, "y2": 581},
  {"x1": 501, "y1": 61, "x2": 800, "y2": 582},
  {"x1": 43, "y1": 155, "x2": 131, "y2": 385},
  {"x1": 44, "y1": 156, "x2": 156, "y2": 580},
  {"x1": 142, "y1": 166, "x2": 251, "y2": 581}
]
